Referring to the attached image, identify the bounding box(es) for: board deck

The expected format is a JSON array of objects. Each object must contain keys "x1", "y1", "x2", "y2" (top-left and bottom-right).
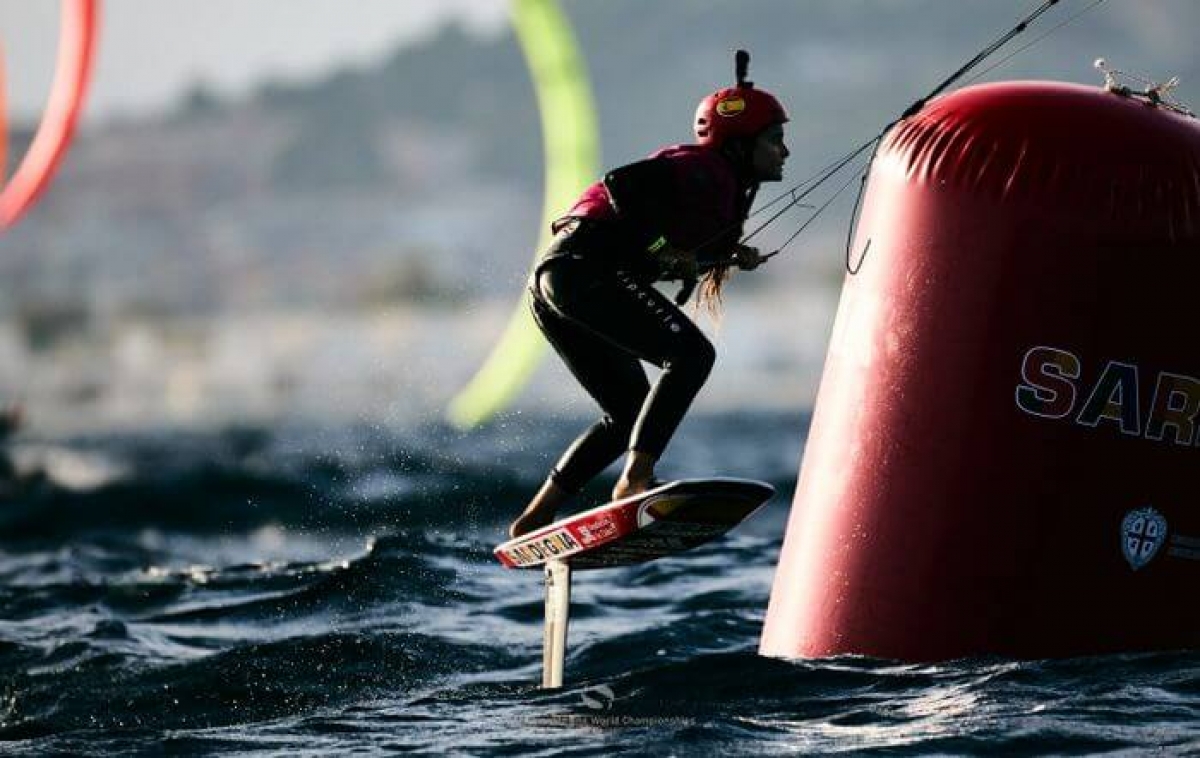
[{"x1": 494, "y1": 478, "x2": 774, "y2": 570}]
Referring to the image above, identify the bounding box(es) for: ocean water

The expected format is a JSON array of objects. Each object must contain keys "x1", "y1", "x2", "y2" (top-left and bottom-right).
[{"x1": 1, "y1": 412, "x2": 1197, "y2": 756}]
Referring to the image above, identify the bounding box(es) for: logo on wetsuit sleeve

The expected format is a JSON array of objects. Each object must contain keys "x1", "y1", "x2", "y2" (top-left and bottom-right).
[{"x1": 616, "y1": 272, "x2": 683, "y2": 333}]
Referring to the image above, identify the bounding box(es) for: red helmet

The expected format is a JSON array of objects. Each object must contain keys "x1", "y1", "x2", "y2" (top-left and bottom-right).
[{"x1": 694, "y1": 85, "x2": 788, "y2": 147}]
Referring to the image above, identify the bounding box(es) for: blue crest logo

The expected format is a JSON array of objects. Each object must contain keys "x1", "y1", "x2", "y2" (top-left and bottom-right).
[{"x1": 1121, "y1": 507, "x2": 1168, "y2": 571}]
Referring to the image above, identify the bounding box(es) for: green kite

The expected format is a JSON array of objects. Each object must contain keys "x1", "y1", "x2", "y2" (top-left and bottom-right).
[{"x1": 447, "y1": 0, "x2": 599, "y2": 428}]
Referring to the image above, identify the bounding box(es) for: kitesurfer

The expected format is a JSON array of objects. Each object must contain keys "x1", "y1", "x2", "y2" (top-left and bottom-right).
[{"x1": 509, "y1": 56, "x2": 789, "y2": 538}]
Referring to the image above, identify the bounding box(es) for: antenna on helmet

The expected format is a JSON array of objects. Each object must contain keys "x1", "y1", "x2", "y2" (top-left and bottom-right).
[{"x1": 735, "y1": 49, "x2": 754, "y2": 89}]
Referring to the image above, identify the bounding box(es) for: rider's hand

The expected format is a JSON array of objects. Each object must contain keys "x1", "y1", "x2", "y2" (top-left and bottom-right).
[
  {"x1": 657, "y1": 244, "x2": 699, "y2": 280},
  {"x1": 732, "y1": 243, "x2": 767, "y2": 271}
]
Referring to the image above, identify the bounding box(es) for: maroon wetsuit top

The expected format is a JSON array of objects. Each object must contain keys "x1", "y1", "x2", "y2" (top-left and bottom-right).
[{"x1": 554, "y1": 143, "x2": 752, "y2": 275}]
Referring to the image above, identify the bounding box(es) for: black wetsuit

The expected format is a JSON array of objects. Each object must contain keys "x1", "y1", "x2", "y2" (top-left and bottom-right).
[{"x1": 530, "y1": 144, "x2": 755, "y2": 494}]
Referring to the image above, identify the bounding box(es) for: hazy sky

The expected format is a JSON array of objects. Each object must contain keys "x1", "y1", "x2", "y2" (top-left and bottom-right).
[
  {"x1": 4, "y1": 1, "x2": 1198, "y2": 125},
  {"x1": 0, "y1": 0, "x2": 510, "y2": 122}
]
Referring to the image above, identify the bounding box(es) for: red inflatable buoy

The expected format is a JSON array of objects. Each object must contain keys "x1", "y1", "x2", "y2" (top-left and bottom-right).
[{"x1": 761, "y1": 81, "x2": 1200, "y2": 661}]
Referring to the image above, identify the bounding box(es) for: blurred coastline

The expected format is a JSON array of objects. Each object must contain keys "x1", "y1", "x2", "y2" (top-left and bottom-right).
[{"x1": 0, "y1": 286, "x2": 836, "y2": 436}]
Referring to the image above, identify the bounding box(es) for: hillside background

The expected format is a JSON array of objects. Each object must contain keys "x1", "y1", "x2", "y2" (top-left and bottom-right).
[{"x1": 2, "y1": 0, "x2": 1197, "y2": 433}]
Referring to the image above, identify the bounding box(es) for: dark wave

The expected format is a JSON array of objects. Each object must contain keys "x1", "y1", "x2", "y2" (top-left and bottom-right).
[
  {"x1": 3, "y1": 411, "x2": 1196, "y2": 755},
  {"x1": 1, "y1": 413, "x2": 805, "y2": 541},
  {"x1": 1, "y1": 630, "x2": 517, "y2": 740}
]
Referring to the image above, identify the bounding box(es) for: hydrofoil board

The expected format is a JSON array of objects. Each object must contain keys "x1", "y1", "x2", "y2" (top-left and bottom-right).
[{"x1": 494, "y1": 478, "x2": 773, "y2": 570}]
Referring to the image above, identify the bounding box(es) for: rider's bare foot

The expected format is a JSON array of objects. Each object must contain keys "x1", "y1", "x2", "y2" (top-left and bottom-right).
[
  {"x1": 613, "y1": 450, "x2": 658, "y2": 501},
  {"x1": 612, "y1": 476, "x2": 663, "y2": 502},
  {"x1": 508, "y1": 479, "x2": 571, "y2": 539},
  {"x1": 508, "y1": 503, "x2": 558, "y2": 539}
]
